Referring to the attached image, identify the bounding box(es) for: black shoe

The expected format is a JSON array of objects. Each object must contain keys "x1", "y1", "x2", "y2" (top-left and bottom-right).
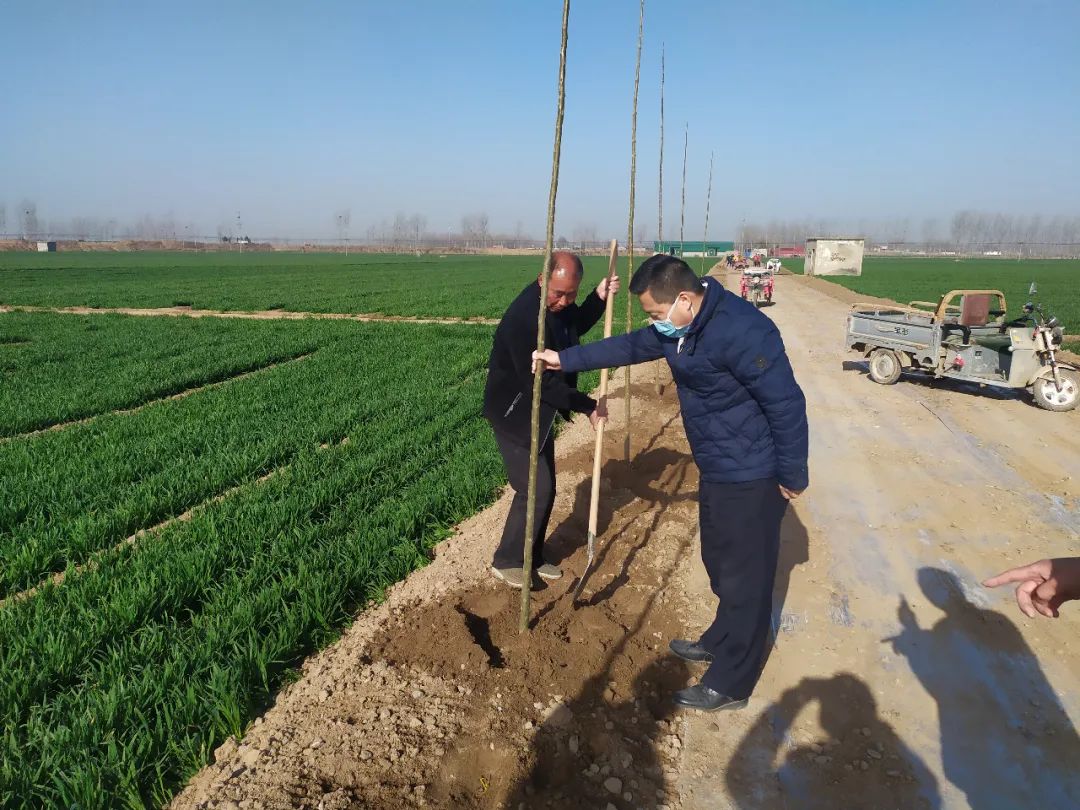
[
  {"x1": 669, "y1": 638, "x2": 714, "y2": 663},
  {"x1": 673, "y1": 684, "x2": 748, "y2": 712}
]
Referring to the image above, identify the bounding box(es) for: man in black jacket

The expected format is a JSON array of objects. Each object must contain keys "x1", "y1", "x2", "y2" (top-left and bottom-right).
[{"x1": 482, "y1": 251, "x2": 619, "y2": 589}]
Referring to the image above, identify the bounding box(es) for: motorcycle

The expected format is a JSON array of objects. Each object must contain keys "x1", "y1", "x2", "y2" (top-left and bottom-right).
[{"x1": 740, "y1": 268, "x2": 774, "y2": 307}]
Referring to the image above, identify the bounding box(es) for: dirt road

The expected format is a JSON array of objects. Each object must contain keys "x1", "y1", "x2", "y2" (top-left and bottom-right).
[
  {"x1": 679, "y1": 272, "x2": 1079, "y2": 809},
  {"x1": 172, "y1": 271, "x2": 1078, "y2": 810}
]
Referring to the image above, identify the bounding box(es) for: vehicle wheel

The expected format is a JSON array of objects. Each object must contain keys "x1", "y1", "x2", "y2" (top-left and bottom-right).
[
  {"x1": 752, "y1": 290, "x2": 761, "y2": 307},
  {"x1": 1032, "y1": 369, "x2": 1080, "y2": 412},
  {"x1": 868, "y1": 349, "x2": 902, "y2": 385}
]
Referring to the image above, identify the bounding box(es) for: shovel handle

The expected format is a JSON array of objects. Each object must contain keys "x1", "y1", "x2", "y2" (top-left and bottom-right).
[{"x1": 587, "y1": 239, "x2": 618, "y2": 539}]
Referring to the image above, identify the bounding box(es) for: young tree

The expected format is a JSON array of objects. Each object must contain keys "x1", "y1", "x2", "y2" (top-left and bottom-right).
[
  {"x1": 335, "y1": 209, "x2": 351, "y2": 254},
  {"x1": 392, "y1": 212, "x2": 410, "y2": 247},
  {"x1": 408, "y1": 213, "x2": 427, "y2": 249},
  {"x1": 476, "y1": 212, "x2": 490, "y2": 248},
  {"x1": 20, "y1": 201, "x2": 39, "y2": 240}
]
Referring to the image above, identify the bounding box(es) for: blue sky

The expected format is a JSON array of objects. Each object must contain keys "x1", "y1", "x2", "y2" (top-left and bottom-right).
[{"x1": 2, "y1": 0, "x2": 1078, "y2": 240}]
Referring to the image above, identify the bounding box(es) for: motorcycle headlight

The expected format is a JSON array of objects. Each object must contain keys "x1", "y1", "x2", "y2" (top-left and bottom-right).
[{"x1": 1052, "y1": 326, "x2": 1064, "y2": 345}]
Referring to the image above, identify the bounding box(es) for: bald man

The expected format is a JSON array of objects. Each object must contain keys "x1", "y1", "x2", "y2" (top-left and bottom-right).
[{"x1": 482, "y1": 251, "x2": 619, "y2": 589}]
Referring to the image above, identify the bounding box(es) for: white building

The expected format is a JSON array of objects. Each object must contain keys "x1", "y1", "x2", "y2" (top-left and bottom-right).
[{"x1": 804, "y1": 237, "x2": 864, "y2": 276}]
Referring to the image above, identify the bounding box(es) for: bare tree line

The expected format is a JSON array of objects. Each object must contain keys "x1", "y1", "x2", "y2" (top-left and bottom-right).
[
  {"x1": 737, "y1": 211, "x2": 1080, "y2": 257},
  {"x1": 7, "y1": 201, "x2": 1077, "y2": 257},
  {"x1": 1, "y1": 201, "x2": 186, "y2": 242},
  {"x1": 0, "y1": 198, "x2": 641, "y2": 250}
]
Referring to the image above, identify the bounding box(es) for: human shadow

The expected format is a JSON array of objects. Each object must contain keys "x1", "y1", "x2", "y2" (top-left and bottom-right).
[
  {"x1": 504, "y1": 431, "x2": 701, "y2": 806},
  {"x1": 725, "y1": 672, "x2": 941, "y2": 810},
  {"x1": 888, "y1": 567, "x2": 1080, "y2": 808},
  {"x1": 580, "y1": 455, "x2": 693, "y2": 609},
  {"x1": 530, "y1": 448, "x2": 695, "y2": 625},
  {"x1": 762, "y1": 506, "x2": 811, "y2": 668},
  {"x1": 669, "y1": 501, "x2": 810, "y2": 703},
  {"x1": 504, "y1": 658, "x2": 689, "y2": 809},
  {"x1": 543, "y1": 446, "x2": 696, "y2": 568}
]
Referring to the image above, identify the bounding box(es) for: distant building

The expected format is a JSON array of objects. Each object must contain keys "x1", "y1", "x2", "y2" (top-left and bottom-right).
[
  {"x1": 653, "y1": 240, "x2": 735, "y2": 258},
  {"x1": 805, "y1": 237, "x2": 865, "y2": 276},
  {"x1": 773, "y1": 245, "x2": 805, "y2": 258},
  {"x1": 36, "y1": 241, "x2": 57, "y2": 252}
]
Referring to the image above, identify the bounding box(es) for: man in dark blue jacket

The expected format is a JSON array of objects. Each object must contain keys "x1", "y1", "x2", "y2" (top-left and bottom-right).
[
  {"x1": 483, "y1": 251, "x2": 618, "y2": 589},
  {"x1": 534, "y1": 254, "x2": 808, "y2": 712}
]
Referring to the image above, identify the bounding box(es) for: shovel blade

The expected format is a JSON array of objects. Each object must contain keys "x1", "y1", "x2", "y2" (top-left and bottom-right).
[{"x1": 572, "y1": 530, "x2": 597, "y2": 601}]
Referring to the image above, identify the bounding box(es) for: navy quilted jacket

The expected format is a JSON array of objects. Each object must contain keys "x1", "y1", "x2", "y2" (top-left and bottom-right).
[{"x1": 558, "y1": 276, "x2": 809, "y2": 490}]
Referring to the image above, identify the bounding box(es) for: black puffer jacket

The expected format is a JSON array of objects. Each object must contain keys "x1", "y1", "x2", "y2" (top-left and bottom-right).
[
  {"x1": 560, "y1": 276, "x2": 809, "y2": 490},
  {"x1": 482, "y1": 280, "x2": 605, "y2": 444}
]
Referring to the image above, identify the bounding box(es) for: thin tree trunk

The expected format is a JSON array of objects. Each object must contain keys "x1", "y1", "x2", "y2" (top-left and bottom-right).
[
  {"x1": 520, "y1": 0, "x2": 571, "y2": 633},
  {"x1": 701, "y1": 150, "x2": 714, "y2": 274},
  {"x1": 679, "y1": 123, "x2": 688, "y2": 255},
  {"x1": 624, "y1": 0, "x2": 644, "y2": 462},
  {"x1": 655, "y1": 42, "x2": 665, "y2": 395}
]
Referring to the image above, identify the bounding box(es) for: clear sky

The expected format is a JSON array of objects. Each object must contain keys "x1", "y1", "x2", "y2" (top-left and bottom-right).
[{"x1": 2, "y1": 0, "x2": 1078, "y2": 240}]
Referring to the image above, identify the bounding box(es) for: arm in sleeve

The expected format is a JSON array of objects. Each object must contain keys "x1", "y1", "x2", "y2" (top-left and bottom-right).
[
  {"x1": 559, "y1": 327, "x2": 666, "y2": 374},
  {"x1": 574, "y1": 290, "x2": 607, "y2": 335},
  {"x1": 500, "y1": 319, "x2": 596, "y2": 414},
  {"x1": 726, "y1": 321, "x2": 810, "y2": 491}
]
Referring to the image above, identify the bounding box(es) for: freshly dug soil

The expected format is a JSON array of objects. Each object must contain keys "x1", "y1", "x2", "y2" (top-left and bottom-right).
[{"x1": 173, "y1": 362, "x2": 704, "y2": 810}]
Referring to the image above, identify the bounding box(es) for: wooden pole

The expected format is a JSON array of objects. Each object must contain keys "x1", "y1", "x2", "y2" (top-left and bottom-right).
[
  {"x1": 573, "y1": 240, "x2": 619, "y2": 601},
  {"x1": 520, "y1": 0, "x2": 571, "y2": 634},
  {"x1": 701, "y1": 150, "x2": 714, "y2": 275},
  {"x1": 623, "y1": 0, "x2": 644, "y2": 462},
  {"x1": 657, "y1": 43, "x2": 664, "y2": 245},
  {"x1": 679, "y1": 122, "x2": 688, "y2": 256},
  {"x1": 655, "y1": 42, "x2": 665, "y2": 395}
]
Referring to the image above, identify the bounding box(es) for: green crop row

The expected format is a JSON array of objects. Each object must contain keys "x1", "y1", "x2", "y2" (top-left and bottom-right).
[
  {"x1": 0, "y1": 321, "x2": 492, "y2": 600},
  {"x1": 0, "y1": 313, "x2": 334, "y2": 436},
  {"x1": 0, "y1": 379, "x2": 503, "y2": 808},
  {"x1": 0, "y1": 251, "x2": 635, "y2": 321},
  {"x1": 0, "y1": 316, "x2": 505, "y2": 807}
]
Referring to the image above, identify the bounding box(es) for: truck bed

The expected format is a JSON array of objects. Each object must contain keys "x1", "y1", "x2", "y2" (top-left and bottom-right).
[{"x1": 847, "y1": 306, "x2": 935, "y2": 351}]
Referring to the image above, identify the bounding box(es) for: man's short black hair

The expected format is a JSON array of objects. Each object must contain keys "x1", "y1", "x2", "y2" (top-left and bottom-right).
[{"x1": 629, "y1": 254, "x2": 701, "y2": 303}]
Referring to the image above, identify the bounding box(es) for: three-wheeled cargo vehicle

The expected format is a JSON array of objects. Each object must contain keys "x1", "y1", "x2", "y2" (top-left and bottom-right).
[
  {"x1": 845, "y1": 285, "x2": 1078, "y2": 412},
  {"x1": 740, "y1": 267, "x2": 775, "y2": 307}
]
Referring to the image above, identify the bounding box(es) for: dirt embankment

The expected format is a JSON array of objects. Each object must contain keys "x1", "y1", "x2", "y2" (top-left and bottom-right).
[{"x1": 172, "y1": 365, "x2": 707, "y2": 810}]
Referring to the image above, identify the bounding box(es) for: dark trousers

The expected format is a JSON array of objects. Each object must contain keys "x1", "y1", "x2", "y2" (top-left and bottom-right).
[
  {"x1": 491, "y1": 426, "x2": 556, "y2": 570},
  {"x1": 698, "y1": 477, "x2": 788, "y2": 699}
]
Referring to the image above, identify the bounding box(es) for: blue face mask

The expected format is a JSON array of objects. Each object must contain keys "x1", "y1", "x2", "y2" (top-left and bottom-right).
[{"x1": 653, "y1": 295, "x2": 694, "y2": 338}]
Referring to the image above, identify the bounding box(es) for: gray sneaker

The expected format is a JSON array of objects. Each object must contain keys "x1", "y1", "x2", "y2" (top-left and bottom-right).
[
  {"x1": 491, "y1": 567, "x2": 533, "y2": 589},
  {"x1": 536, "y1": 563, "x2": 563, "y2": 581}
]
